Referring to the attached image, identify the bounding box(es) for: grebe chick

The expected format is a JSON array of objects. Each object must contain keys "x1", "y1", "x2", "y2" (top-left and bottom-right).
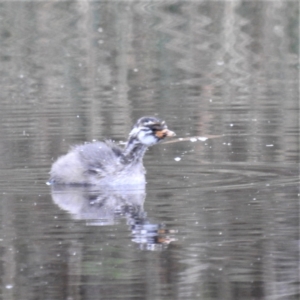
[{"x1": 49, "y1": 116, "x2": 175, "y2": 186}]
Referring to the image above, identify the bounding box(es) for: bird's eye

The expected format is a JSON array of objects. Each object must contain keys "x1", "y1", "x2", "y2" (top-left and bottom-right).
[{"x1": 151, "y1": 125, "x2": 164, "y2": 132}]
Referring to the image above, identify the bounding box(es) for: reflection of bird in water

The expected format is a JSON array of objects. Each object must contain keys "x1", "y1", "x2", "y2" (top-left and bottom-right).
[
  {"x1": 51, "y1": 186, "x2": 176, "y2": 250},
  {"x1": 51, "y1": 185, "x2": 145, "y2": 225},
  {"x1": 49, "y1": 116, "x2": 175, "y2": 186},
  {"x1": 129, "y1": 214, "x2": 176, "y2": 251}
]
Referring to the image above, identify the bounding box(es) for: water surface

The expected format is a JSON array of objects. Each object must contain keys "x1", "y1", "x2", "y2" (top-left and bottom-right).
[{"x1": 0, "y1": 1, "x2": 299, "y2": 300}]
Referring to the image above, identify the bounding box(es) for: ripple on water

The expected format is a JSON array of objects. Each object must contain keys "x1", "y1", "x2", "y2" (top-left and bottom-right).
[{"x1": 147, "y1": 161, "x2": 299, "y2": 192}]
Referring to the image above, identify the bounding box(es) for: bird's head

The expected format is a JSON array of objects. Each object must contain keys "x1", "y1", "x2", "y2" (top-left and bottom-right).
[{"x1": 128, "y1": 116, "x2": 176, "y2": 147}]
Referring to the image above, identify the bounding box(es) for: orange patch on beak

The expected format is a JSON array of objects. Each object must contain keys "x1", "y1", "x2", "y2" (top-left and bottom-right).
[{"x1": 155, "y1": 129, "x2": 176, "y2": 138}]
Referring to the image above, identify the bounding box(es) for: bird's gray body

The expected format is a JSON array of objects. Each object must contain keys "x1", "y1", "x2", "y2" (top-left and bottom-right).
[{"x1": 50, "y1": 141, "x2": 146, "y2": 186}]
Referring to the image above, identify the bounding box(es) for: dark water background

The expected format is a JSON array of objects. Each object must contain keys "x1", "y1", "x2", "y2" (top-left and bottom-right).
[{"x1": 0, "y1": 1, "x2": 299, "y2": 299}]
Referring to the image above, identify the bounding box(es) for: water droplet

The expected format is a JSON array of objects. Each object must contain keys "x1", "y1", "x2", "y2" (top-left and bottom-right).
[{"x1": 198, "y1": 137, "x2": 208, "y2": 141}]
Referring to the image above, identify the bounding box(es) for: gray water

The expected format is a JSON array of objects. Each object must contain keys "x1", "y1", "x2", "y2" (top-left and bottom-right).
[{"x1": 0, "y1": 1, "x2": 299, "y2": 300}]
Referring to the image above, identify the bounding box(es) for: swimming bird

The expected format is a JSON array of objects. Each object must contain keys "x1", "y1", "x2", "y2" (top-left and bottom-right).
[{"x1": 49, "y1": 116, "x2": 175, "y2": 186}]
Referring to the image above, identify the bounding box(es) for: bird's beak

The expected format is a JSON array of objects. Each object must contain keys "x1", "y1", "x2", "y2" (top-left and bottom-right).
[
  {"x1": 155, "y1": 129, "x2": 176, "y2": 138},
  {"x1": 164, "y1": 129, "x2": 176, "y2": 137}
]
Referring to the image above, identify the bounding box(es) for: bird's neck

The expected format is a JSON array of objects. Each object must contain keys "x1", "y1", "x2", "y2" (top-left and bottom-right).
[{"x1": 123, "y1": 137, "x2": 148, "y2": 163}]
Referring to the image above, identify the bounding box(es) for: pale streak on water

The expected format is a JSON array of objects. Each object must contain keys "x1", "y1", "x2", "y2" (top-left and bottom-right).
[{"x1": 0, "y1": 1, "x2": 299, "y2": 300}]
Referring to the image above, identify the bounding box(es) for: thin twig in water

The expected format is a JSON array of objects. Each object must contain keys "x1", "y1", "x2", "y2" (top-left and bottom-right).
[{"x1": 162, "y1": 135, "x2": 223, "y2": 144}]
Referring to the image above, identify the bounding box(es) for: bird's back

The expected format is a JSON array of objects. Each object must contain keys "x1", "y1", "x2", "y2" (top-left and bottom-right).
[{"x1": 49, "y1": 141, "x2": 143, "y2": 185}]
